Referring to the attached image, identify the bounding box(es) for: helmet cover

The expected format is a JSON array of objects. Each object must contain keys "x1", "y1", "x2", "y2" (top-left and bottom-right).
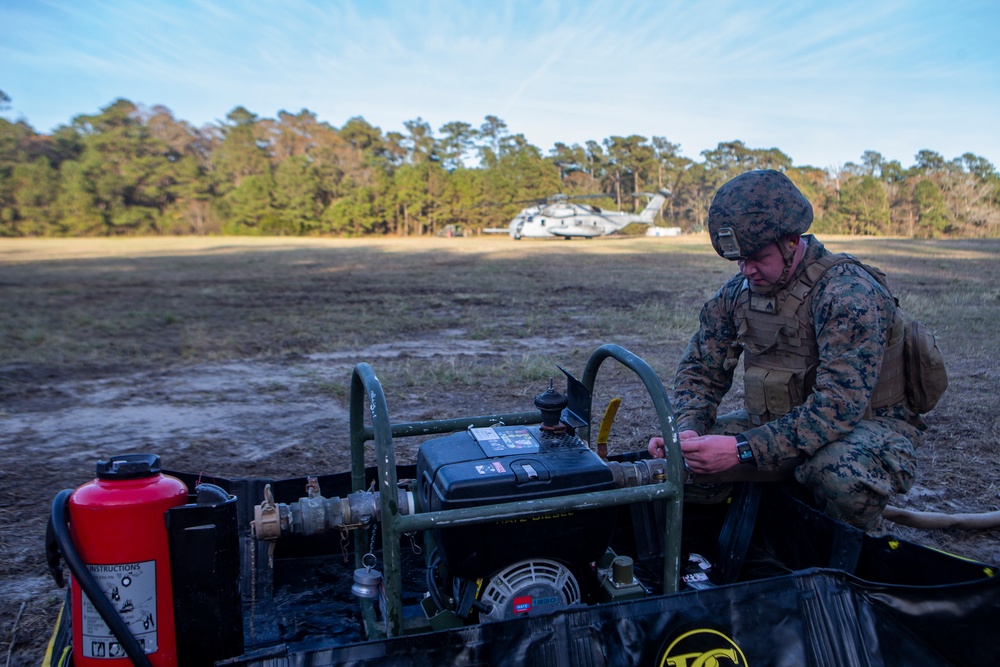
[{"x1": 708, "y1": 170, "x2": 813, "y2": 260}]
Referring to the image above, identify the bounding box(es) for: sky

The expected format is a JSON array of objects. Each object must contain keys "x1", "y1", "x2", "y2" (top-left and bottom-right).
[{"x1": 2, "y1": 0, "x2": 998, "y2": 171}]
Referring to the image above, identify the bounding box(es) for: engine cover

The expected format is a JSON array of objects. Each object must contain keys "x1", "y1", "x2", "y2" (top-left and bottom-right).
[{"x1": 416, "y1": 425, "x2": 616, "y2": 579}]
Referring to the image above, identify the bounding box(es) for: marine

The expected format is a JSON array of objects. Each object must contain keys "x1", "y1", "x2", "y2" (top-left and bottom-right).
[{"x1": 648, "y1": 169, "x2": 925, "y2": 529}]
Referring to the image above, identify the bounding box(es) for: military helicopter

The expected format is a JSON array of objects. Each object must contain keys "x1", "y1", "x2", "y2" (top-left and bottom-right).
[{"x1": 487, "y1": 189, "x2": 670, "y2": 239}]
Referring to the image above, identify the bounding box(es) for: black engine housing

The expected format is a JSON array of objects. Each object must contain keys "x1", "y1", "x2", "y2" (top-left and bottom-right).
[{"x1": 416, "y1": 424, "x2": 616, "y2": 579}]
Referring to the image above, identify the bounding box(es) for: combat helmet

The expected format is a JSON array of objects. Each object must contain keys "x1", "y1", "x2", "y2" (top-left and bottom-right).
[{"x1": 708, "y1": 169, "x2": 813, "y2": 260}]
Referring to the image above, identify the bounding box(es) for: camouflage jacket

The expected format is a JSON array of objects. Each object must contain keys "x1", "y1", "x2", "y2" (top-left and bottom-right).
[{"x1": 671, "y1": 235, "x2": 921, "y2": 470}]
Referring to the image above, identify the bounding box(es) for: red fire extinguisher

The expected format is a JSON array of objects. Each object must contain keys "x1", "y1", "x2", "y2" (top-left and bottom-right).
[{"x1": 69, "y1": 454, "x2": 188, "y2": 667}]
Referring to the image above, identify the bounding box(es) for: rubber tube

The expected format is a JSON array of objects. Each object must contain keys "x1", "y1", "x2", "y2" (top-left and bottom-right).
[
  {"x1": 883, "y1": 504, "x2": 1000, "y2": 530},
  {"x1": 51, "y1": 489, "x2": 155, "y2": 667},
  {"x1": 194, "y1": 482, "x2": 231, "y2": 505}
]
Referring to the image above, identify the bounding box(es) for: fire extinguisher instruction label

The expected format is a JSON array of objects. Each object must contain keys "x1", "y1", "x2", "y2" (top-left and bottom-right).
[{"x1": 81, "y1": 559, "x2": 157, "y2": 658}]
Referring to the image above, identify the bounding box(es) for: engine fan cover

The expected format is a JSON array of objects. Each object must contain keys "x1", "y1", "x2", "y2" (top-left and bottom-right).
[{"x1": 479, "y1": 559, "x2": 581, "y2": 623}]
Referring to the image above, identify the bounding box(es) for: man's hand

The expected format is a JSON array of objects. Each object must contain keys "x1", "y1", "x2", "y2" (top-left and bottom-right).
[
  {"x1": 679, "y1": 434, "x2": 741, "y2": 474},
  {"x1": 647, "y1": 430, "x2": 700, "y2": 458}
]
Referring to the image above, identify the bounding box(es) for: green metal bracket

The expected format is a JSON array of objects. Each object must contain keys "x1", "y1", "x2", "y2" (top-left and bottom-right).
[{"x1": 348, "y1": 343, "x2": 684, "y2": 639}]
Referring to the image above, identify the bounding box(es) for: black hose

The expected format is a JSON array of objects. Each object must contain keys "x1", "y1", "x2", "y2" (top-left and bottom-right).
[
  {"x1": 51, "y1": 489, "x2": 156, "y2": 667},
  {"x1": 425, "y1": 548, "x2": 448, "y2": 611},
  {"x1": 711, "y1": 482, "x2": 761, "y2": 585},
  {"x1": 195, "y1": 482, "x2": 231, "y2": 505}
]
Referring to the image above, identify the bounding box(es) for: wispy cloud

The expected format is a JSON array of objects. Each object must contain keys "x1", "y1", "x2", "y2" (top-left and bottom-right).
[{"x1": 1, "y1": 0, "x2": 997, "y2": 166}]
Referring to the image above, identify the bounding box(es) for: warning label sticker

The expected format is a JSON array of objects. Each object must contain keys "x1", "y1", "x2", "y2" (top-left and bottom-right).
[
  {"x1": 471, "y1": 426, "x2": 539, "y2": 456},
  {"x1": 81, "y1": 559, "x2": 157, "y2": 658}
]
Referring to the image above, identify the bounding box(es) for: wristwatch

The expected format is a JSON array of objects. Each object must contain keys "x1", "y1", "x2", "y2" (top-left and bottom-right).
[{"x1": 735, "y1": 434, "x2": 755, "y2": 464}]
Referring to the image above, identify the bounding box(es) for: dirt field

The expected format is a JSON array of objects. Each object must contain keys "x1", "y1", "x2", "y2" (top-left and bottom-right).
[{"x1": 2, "y1": 234, "x2": 998, "y2": 664}]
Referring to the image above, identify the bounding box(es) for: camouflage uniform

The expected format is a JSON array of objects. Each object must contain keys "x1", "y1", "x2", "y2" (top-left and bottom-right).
[{"x1": 674, "y1": 170, "x2": 924, "y2": 529}]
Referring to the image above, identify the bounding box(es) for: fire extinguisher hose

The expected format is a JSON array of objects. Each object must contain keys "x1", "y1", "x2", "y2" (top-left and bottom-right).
[{"x1": 50, "y1": 489, "x2": 155, "y2": 667}]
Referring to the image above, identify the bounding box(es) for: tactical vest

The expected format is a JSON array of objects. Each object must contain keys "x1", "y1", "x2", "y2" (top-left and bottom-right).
[{"x1": 731, "y1": 253, "x2": 906, "y2": 426}]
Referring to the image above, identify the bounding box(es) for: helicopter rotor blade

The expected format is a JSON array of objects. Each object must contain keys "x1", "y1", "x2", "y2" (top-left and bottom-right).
[{"x1": 506, "y1": 193, "x2": 610, "y2": 206}]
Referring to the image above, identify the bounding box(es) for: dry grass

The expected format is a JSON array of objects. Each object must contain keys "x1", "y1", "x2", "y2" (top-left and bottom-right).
[
  {"x1": 2, "y1": 234, "x2": 996, "y2": 386},
  {"x1": 0, "y1": 235, "x2": 716, "y2": 376}
]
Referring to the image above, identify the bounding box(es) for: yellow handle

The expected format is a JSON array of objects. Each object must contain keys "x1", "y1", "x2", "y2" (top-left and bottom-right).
[{"x1": 596, "y1": 397, "x2": 622, "y2": 449}]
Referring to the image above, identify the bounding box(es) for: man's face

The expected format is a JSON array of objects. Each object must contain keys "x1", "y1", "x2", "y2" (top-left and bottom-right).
[{"x1": 738, "y1": 241, "x2": 787, "y2": 290}]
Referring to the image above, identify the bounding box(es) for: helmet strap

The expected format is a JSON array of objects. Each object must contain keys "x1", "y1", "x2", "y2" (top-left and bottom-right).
[{"x1": 748, "y1": 236, "x2": 800, "y2": 295}]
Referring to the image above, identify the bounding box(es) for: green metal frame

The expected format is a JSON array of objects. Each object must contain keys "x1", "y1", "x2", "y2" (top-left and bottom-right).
[{"x1": 348, "y1": 343, "x2": 684, "y2": 638}]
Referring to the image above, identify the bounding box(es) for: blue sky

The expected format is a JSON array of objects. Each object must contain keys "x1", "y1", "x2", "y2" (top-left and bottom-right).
[{"x1": 2, "y1": 0, "x2": 998, "y2": 170}]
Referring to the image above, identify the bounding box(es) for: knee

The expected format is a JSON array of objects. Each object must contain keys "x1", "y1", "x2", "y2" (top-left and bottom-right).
[{"x1": 798, "y1": 471, "x2": 887, "y2": 531}]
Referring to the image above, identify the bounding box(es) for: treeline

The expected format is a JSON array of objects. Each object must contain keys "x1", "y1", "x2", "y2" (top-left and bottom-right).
[{"x1": 1, "y1": 94, "x2": 998, "y2": 238}]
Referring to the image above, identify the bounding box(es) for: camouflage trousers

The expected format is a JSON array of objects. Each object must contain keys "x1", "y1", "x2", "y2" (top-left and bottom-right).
[{"x1": 707, "y1": 410, "x2": 919, "y2": 530}]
